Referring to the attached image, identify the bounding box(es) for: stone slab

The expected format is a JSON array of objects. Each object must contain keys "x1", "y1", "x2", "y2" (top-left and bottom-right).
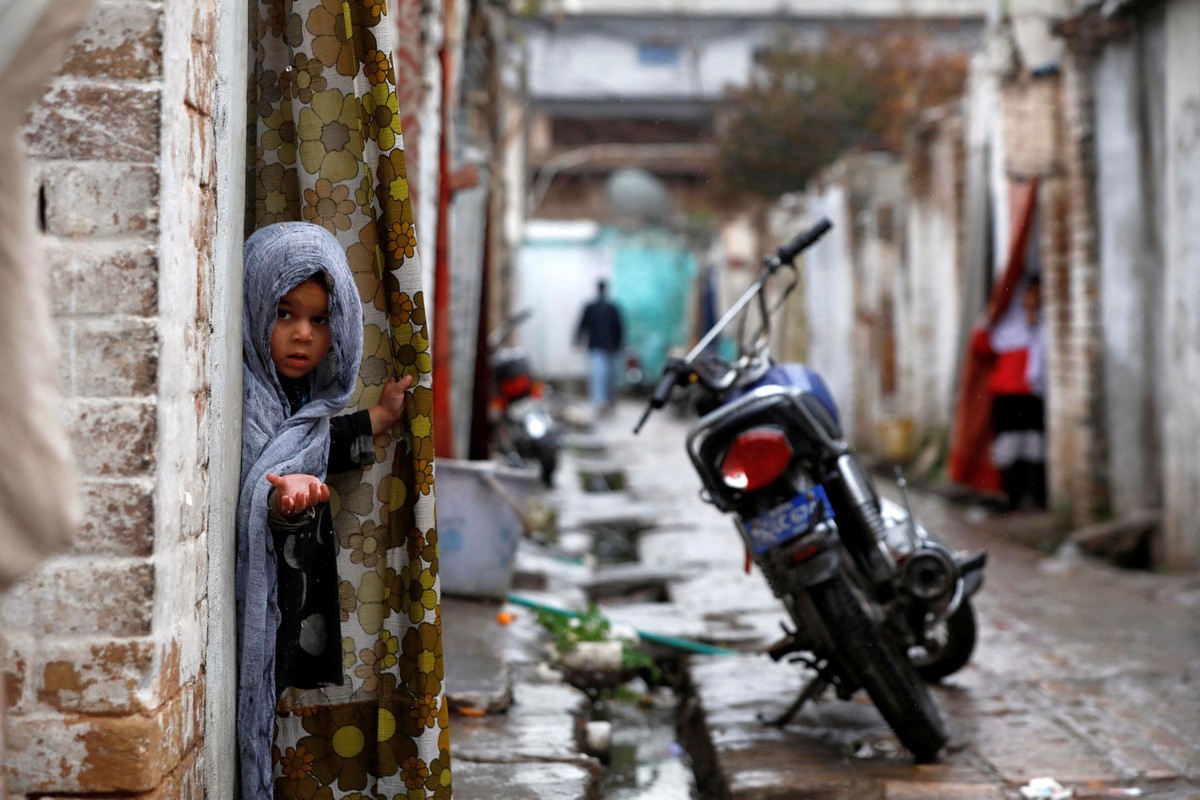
[
  {"x1": 442, "y1": 598, "x2": 512, "y2": 713},
  {"x1": 451, "y1": 703, "x2": 594, "y2": 768}
]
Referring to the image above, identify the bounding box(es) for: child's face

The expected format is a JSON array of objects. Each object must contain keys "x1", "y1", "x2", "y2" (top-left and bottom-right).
[
  {"x1": 1022, "y1": 282, "x2": 1041, "y2": 324},
  {"x1": 270, "y1": 277, "x2": 332, "y2": 380}
]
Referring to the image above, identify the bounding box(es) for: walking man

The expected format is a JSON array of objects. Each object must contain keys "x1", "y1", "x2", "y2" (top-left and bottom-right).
[{"x1": 575, "y1": 279, "x2": 625, "y2": 416}]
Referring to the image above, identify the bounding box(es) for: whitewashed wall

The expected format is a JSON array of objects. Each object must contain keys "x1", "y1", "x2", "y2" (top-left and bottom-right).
[
  {"x1": 904, "y1": 113, "x2": 968, "y2": 440},
  {"x1": 522, "y1": 14, "x2": 982, "y2": 105},
  {"x1": 1094, "y1": 12, "x2": 1166, "y2": 520},
  {"x1": 796, "y1": 183, "x2": 858, "y2": 445},
  {"x1": 514, "y1": 221, "x2": 610, "y2": 380},
  {"x1": 1161, "y1": 0, "x2": 1200, "y2": 567},
  {"x1": 527, "y1": 17, "x2": 765, "y2": 103},
  {"x1": 557, "y1": 0, "x2": 986, "y2": 15},
  {"x1": 449, "y1": 160, "x2": 489, "y2": 459}
]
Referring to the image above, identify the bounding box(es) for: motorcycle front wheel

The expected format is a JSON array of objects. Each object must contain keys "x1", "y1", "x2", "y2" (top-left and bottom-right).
[{"x1": 808, "y1": 573, "x2": 948, "y2": 762}]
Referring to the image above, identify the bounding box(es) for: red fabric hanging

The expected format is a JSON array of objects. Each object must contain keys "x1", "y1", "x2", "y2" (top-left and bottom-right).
[{"x1": 947, "y1": 177, "x2": 1039, "y2": 493}]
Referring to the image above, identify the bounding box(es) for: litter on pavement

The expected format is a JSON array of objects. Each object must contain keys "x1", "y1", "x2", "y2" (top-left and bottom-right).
[{"x1": 1020, "y1": 778, "x2": 1073, "y2": 799}]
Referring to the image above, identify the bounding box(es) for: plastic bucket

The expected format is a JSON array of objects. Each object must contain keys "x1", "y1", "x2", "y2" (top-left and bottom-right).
[{"x1": 436, "y1": 459, "x2": 540, "y2": 600}]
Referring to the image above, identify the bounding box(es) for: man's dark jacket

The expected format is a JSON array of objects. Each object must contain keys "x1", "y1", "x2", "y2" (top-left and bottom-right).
[{"x1": 576, "y1": 298, "x2": 624, "y2": 353}]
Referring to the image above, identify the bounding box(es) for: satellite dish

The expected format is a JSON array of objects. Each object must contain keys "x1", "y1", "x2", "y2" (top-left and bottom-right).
[{"x1": 605, "y1": 167, "x2": 672, "y2": 223}]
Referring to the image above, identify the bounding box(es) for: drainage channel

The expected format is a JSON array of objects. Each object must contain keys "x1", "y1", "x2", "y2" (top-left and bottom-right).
[
  {"x1": 578, "y1": 522, "x2": 699, "y2": 799},
  {"x1": 595, "y1": 680, "x2": 696, "y2": 800},
  {"x1": 572, "y1": 602, "x2": 699, "y2": 800},
  {"x1": 553, "y1": 436, "x2": 707, "y2": 800}
]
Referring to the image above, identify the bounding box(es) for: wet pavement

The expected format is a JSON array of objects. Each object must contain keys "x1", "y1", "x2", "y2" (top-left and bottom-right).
[{"x1": 443, "y1": 398, "x2": 1200, "y2": 799}]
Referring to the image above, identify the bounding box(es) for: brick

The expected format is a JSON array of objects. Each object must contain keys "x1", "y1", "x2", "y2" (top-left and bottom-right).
[
  {"x1": 3, "y1": 644, "x2": 26, "y2": 711},
  {"x1": 34, "y1": 161, "x2": 159, "y2": 237},
  {"x1": 35, "y1": 640, "x2": 156, "y2": 715},
  {"x1": 6, "y1": 636, "x2": 190, "y2": 721},
  {"x1": 5, "y1": 680, "x2": 202, "y2": 794},
  {"x1": 1001, "y1": 79, "x2": 1063, "y2": 176},
  {"x1": 0, "y1": 560, "x2": 154, "y2": 638},
  {"x1": 66, "y1": 398, "x2": 156, "y2": 477},
  {"x1": 59, "y1": 1, "x2": 164, "y2": 81},
  {"x1": 24, "y1": 82, "x2": 160, "y2": 163},
  {"x1": 131, "y1": 746, "x2": 203, "y2": 800},
  {"x1": 71, "y1": 479, "x2": 155, "y2": 558},
  {"x1": 61, "y1": 317, "x2": 159, "y2": 397},
  {"x1": 45, "y1": 239, "x2": 158, "y2": 318}
]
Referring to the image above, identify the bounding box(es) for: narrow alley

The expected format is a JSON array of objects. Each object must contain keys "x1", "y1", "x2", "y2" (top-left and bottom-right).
[{"x1": 445, "y1": 397, "x2": 1200, "y2": 800}]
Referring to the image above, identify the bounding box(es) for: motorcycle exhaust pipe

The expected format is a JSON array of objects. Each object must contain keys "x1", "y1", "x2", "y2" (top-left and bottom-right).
[{"x1": 902, "y1": 542, "x2": 959, "y2": 603}]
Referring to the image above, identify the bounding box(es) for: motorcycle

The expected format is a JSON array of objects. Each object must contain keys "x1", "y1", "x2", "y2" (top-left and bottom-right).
[
  {"x1": 488, "y1": 309, "x2": 560, "y2": 486},
  {"x1": 634, "y1": 219, "x2": 986, "y2": 762}
]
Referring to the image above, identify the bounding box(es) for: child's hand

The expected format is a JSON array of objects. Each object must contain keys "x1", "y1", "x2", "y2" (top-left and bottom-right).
[
  {"x1": 267, "y1": 472, "x2": 330, "y2": 516},
  {"x1": 369, "y1": 374, "x2": 415, "y2": 436}
]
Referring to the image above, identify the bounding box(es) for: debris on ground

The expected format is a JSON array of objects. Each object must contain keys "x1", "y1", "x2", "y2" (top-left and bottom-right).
[{"x1": 1019, "y1": 777, "x2": 1074, "y2": 799}]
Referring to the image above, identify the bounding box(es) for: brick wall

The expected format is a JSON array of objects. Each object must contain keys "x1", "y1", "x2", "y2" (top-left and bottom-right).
[
  {"x1": 1, "y1": 0, "x2": 224, "y2": 794},
  {"x1": 996, "y1": 58, "x2": 1109, "y2": 524},
  {"x1": 1057, "y1": 42, "x2": 1110, "y2": 522}
]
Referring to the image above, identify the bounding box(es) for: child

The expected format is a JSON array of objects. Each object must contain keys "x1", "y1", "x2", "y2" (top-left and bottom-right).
[
  {"x1": 975, "y1": 274, "x2": 1046, "y2": 511},
  {"x1": 236, "y1": 221, "x2": 413, "y2": 799}
]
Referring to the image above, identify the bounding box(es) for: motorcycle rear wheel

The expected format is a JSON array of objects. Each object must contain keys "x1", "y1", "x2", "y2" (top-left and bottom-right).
[
  {"x1": 537, "y1": 442, "x2": 558, "y2": 487},
  {"x1": 808, "y1": 573, "x2": 948, "y2": 762},
  {"x1": 910, "y1": 599, "x2": 977, "y2": 683}
]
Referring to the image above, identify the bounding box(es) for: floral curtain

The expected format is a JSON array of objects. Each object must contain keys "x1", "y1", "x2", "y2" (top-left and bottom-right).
[{"x1": 247, "y1": 0, "x2": 450, "y2": 797}]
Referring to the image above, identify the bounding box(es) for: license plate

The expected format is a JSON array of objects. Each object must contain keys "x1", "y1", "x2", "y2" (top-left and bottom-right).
[{"x1": 739, "y1": 486, "x2": 833, "y2": 555}]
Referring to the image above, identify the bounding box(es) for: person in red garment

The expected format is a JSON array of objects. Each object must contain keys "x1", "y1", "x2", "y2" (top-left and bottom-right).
[
  {"x1": 949, "y1": 178, "x2": 1043, "y2": 504},
  {"x1": 972, "y1": 275, "x2": 1046, "y2": 511}
]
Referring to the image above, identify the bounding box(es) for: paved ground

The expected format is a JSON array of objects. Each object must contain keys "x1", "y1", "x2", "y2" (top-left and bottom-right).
[{"x1": 443, "y1": 398, "x2": 1200, "y2": 800}]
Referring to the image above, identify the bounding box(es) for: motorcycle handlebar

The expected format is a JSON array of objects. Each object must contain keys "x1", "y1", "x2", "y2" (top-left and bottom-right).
[
  {"x1": 775, "y1": 218, "x2": 833, "y2": 265},
  {"x1": 636, "y1": 221, "x2": 831, "y2": 434}
]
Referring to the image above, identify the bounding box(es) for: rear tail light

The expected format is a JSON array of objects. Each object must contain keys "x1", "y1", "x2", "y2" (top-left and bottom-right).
[
  {"x1": 720, "y1": 427, "x2": 793, "y2": 491},
  {"x1": 790, "y1": 543, "x2": 821, "y2": 563},
  {"x1": 499, "y1": 373, "x2": 533, "y2": 400}
]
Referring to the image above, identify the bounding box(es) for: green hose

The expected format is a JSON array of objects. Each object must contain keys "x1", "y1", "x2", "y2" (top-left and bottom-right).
[{"x1": 505, "y1": 593, "x2": 739, "y2": 657}]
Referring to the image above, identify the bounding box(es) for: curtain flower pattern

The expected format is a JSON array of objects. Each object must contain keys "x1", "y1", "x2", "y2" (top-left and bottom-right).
[{"x1": 248, "y1": 0, "x2": 449, "y2": 796}]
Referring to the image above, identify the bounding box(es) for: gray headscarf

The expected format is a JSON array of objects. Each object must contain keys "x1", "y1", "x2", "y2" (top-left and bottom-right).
[{"x1": 236, "y1": 222, "x2": 363, "y2": 799}]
